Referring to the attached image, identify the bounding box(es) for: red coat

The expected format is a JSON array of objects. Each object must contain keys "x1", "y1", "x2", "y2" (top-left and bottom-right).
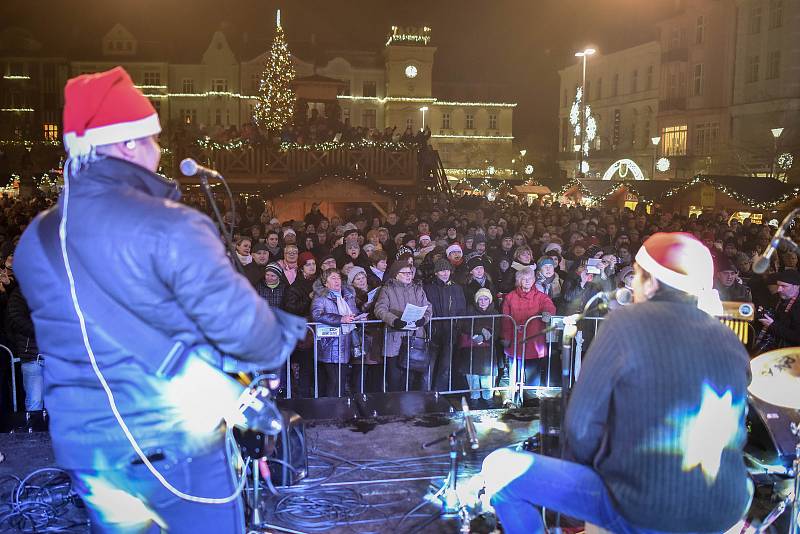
[{"x1": 501, "y1": 287, "x2": 556, "y2": 359}]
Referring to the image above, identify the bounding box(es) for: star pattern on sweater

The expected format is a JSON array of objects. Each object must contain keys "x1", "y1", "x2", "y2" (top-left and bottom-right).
[{"x1": 650, "y1": 381, "x2": 745, "y2": 485}]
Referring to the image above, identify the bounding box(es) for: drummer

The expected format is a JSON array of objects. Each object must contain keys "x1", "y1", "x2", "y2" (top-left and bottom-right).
[
  {"x1": 758, "y1": 270, "x2": 800, "y2": 348},
  {"x1": 482, "y1": 233, "x2": 753, "y2": 534}
]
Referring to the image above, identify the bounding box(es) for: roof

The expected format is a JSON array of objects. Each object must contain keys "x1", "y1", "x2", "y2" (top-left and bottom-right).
[{"x1": 262, "y1": 166, "x2": 411, "y2": 200}]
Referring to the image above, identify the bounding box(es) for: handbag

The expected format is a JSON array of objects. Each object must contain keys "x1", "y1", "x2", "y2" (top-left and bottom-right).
[{"x1": 398, "y1": 333, "x2": 434, "y2": 371}]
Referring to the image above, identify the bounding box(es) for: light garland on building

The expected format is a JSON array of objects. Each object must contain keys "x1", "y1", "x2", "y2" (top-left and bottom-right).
[
  {"x1": 431, "y1": 134, "x2": 514, "y2": 140},
  {"x1": 335, "y1": 95, "x2": 516, "y2": 107},
  {"x1": 0, "y1": 139, "x2": 61, "y2": 147},
  {"x1": 385, "y1": 26, "x2": 432, "y2": 47},
  {"x1": 3, "y1": 75, "x2": 31, "y2": 80},
  {"x1": 661, "y1": 175, "x2": 800, "y2": 210},
  {"x1": 253, "y1": 10, "x2": 296, "y2": 132},
  {"x1": 0, "y1": 108, "x2": 34, "y2": 112},
  {"x1": 778, "y1": 152, "x2": 793, "y2": 171},
  {"x1": 280, "y1": 139, "x2": 412, "y2": 151},
  {"x1": 134, "y1": 85, "x2": 168, "y2": 90}
]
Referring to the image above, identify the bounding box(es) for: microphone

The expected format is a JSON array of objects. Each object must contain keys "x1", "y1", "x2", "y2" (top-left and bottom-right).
[
  {"x1": 461, "y1": 397, "x2": 479, "y2": 450},
  {"x1": 597, "y1": 287, "x2": 633, "y2": 308},
  {"x1": 753, "y1": 209, "x2": 800, "y2": 274},
  {"x1": 180, "y1": 158, "x2": 221, "y2": 180},
  {"x1": 753, "y1": 237, "x2": 782, "y2": 274}
]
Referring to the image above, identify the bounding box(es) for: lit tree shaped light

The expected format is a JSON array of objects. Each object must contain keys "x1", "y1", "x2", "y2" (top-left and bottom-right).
[
  {"x1": 254, "y1": 10, "x2": 297, "y2": 133},
  {"x1": 568, "y1": 87, "x2": 596, "y2": 157}
]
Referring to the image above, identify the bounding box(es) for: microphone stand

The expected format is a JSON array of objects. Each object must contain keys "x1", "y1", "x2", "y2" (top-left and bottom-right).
[
  {"x1": 421, "y1": 396, "x2": 480, "y2": 523},
  {"x1": 197, "y1": 172, "x2": 244, "y2": 275}
]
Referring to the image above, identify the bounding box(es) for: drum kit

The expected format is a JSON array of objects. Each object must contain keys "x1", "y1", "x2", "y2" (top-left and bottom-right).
[{"x1": 745, "y1": 347, "x2": 800, "y2": 533}]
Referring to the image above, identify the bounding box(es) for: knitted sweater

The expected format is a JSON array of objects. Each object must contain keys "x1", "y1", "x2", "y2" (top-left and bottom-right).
[{"x1": 564, "y1": 292, "x2": 751, "y2": 532}]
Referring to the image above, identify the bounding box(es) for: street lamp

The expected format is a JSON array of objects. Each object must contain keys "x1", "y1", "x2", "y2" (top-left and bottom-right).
[
  {"x1": 419, "y1": 106, "x2": 429, "y2": 131},
  {"x1": 771, "y1": 127, "x2": 784, "y2": 180},
  {"x1": 651, "y1": 136, "x2": 661, "y2": 179},
  {"x1": 575, "y1": 48, "x2": 596, "y2": 178}
]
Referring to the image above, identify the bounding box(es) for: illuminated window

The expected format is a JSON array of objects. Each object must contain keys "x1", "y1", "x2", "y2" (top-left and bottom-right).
[
  {"x1": 488, "y1": 113, "x2": 498, "y2": 130},
  {"x1": 43, "y1": 124, "x2": 59, "y2": 140},
  {"x1": 441, "y1": 112, "x2": 450, "y2": 129},
  {"x1": 182, "y1": 79, "x2": 194, "y2": 93},
  {"x1": 767, "y1": 51, "x2": 781, "y2": 80},
  {"x1": 662, "y1": 125, "x2": 688, "y2": 156},
  {"x1": 180, "y1": 109, "x2": 197, "y2": 124},
  {"x1": 211, "y1": 79, "x2": 228, "y2": 92},
  {"x1": 143, "y1": 71, "x2": 160, "y2": 86},
  {"x1": 465, "y1": 113, "x2": 474, "y2": 130}
]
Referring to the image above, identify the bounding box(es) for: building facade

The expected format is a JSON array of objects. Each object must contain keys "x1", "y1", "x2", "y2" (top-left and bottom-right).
[
  {"x1": 557, "y1": 42, "x2": 661, "y2": 180},
  {"x1": 557, "y1": 0, "x2": 799, "y2": 182},
  {"x1": 1, "y1": 23, "x2": 515, "y2": 177}
]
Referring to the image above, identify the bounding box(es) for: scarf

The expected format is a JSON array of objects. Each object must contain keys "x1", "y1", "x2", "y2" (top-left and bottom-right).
[
  {"x1": 331, "y1": 290, "x2": 355, "y2": 334},
  {"x1": 370, "y1": 266, "x2": 384, "y2": 280},
  {"x1": 237, "y1": 253, "x2": 253, "y2": 266}
]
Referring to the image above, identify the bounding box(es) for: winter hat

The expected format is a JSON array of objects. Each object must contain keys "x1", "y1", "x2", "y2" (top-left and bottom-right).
[
  {"x1": 347, "y1": 266, "x2": 367, "y2": 285},
  {"x1": 446, "y1": 243, "x2": 463, "y2": 256},
  {"x1": 283, "y1": 228, "x2": 296, "y2": 237},
  {"x1": 772, "y1": 270, "x2": 800, "y2": 286},
  {"x1": 715, "y1": 255, "x2": 737, "y2": 273},
  {"x1": 298, "y1": 251, "x2": 316, "y2": 266},
  {"x1": 363, "y1": 243, "x2": 376, "y2": 256},
  {"x1": 343, "y1": 228, "x2": 359, "y2": 240},
  {"x1": 419, "y1": 234, "x2": 432, "y2": 245},
  {"x1": 467, "y1": 256, "x2": 485, "y2": 271},
  {"x1": 396, "y1": 245, "x2": 414, "y2": 259},
  {"x1": 63, "y1": 67, "x2": 161, "y2": 157},
  {"x1": 474, "y1": 288, "x2": 493, "y2": 303},
  {"x1": 253, "y1": 242, "x2": 269, "y2": 253},
  {"x1": 265, "y1": 263, "x2": 284, "y2": 278},
  {"x1": 544, "y1": 243, "x2": 562, "y2": 255},
  {"x1": 403, "y1": 234, "x2": 417, "y2": 246},
  {"x1": 616, "y1": 265, "x2": 634, "y2": 286},
  {"x1": 635, "y1": 232, "x2": 721, "y2": 315},
  {"x1": 434, "y1": 258, "x2": 453, "y2": 273},
  {"x1": 537, "y1": 256, "x2": 556, "y2": 268}
]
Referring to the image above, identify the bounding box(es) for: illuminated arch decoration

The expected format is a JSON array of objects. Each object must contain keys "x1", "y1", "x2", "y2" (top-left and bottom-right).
[{"x1": 602, "y1": 159, "x2": 646, "y2": 181}]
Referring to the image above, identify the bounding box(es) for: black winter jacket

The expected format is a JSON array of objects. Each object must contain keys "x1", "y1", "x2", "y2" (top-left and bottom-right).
[{"x1": 5, "y1": 286, "x2": 39, "y2": 362}]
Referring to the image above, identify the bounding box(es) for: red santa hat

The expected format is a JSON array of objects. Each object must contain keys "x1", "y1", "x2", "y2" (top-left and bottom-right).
[
  {"x1": 635, "y1": 232, "x2": 722, "y2": 315},
  {"x1": 63, "y1": 66, "x2": 161, "y2": 157}
]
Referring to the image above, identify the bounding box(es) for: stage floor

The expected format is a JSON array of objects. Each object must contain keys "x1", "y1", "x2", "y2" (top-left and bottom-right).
[{"x1": 0, "y1": 405, "x2": 542, "y2": 533}]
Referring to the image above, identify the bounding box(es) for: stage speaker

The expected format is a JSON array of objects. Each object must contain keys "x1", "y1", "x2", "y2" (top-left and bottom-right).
[
  {"x1": 747, "y1": 395, "x2": 800, "y2": 474},
  {"x1": 355, "y1": 391, "x2": 455, "y2": 418},
  {"x1": 539, "y1": 396, "x2": 561, "y2": 457},
  {"x1": 277, "y1": 396, "x2": 359, "y2": 421},
  {"x1": 267, "y1": 410, "x2": 308, "y2": 487}
]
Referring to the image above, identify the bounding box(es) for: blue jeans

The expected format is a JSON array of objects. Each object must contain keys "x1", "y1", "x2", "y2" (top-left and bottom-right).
[
  {"x1": 21, "y1": 358, "x2": 44, "y2": 411},
  {"x1": 69, "y1": 443, "x2": 245, "y2": 533},
  {"x1": 483, "y1": 449, "x2": 738, "y2": 534},
  {"x1": 465, "y1": 374, "x2": 493, "y2": 400}
]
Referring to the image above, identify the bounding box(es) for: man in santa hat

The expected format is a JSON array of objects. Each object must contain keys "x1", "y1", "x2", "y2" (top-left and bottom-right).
[
  {"x1": 482, "y1": 232, "x2": 752, "y2": 534},
  {"x1": 14, "y1": 67, "x2": 305, "y2": 532}
]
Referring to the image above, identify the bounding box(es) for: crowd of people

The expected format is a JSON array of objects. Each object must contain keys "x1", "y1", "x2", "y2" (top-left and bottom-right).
[
  {"x1": 168, "y1": 106, "x2": 432, "y2": 149},
  {"x1": 1, "y1": 188, "x2": 799, "y2": 409},
  {"x1": 196, "y1": 196, "x2": 800, "y2": 404}
]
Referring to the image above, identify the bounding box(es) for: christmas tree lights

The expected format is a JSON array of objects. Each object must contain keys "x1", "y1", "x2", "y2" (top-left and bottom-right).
[{"x1": 253, "y1": 10, "x2": 296, "y2": 133}]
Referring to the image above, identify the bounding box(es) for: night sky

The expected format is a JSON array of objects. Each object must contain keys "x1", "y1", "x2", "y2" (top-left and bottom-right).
[{"x1": 2, "y1": 0, "x2": 676, "y2": 159}]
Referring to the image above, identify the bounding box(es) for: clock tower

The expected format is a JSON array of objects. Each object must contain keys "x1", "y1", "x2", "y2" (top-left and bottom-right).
[{"x1": 382, "y1": 26, "x2": 436, "y2": 131}]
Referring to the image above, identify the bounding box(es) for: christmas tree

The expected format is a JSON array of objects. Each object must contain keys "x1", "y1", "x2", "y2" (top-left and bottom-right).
[{"x1": 253, "y1": 10, "x2": 296, "y2": 133}]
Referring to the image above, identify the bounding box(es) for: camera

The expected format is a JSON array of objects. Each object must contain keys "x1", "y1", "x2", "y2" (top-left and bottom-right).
[{"x1": 586, "y1": 257, "x2": 602, "y2": 275}]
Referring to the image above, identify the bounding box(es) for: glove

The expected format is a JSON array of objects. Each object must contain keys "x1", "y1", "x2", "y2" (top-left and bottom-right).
[
  {"x1": 472, "y1": 334, "x2": 485, "y2": 344},
  {"x1": 480, "y1": 328, "x2": 492, "y2": 341},
  {"x1": 414, "y1": 319, "x2": 426, "y2": 328},
  {"x1": 541, "y1": 311, "x2": 552, "y2": 323},
  {"x1": 392, "y1": 318, "x2": 406, "y2": 330}
]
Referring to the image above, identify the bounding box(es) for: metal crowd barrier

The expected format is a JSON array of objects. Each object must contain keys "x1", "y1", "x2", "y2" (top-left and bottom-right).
[{"x1": 279, "y1": 313, "x2": 607, "y2": 403}]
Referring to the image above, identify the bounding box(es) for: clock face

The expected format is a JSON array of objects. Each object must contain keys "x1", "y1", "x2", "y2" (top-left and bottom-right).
[{"x1": 404, "y1": 65, "x2": 418, "y2": 79}]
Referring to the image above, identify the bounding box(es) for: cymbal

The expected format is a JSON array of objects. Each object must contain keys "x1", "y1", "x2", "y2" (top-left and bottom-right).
[{"x1": 748, "y1": 347, "x2": 800, "y2": 410}]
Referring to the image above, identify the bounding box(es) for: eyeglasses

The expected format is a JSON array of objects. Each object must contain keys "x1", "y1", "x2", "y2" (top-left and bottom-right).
[{"x1": 398, "y1": 271, "x2": 414, "y2": 275}]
